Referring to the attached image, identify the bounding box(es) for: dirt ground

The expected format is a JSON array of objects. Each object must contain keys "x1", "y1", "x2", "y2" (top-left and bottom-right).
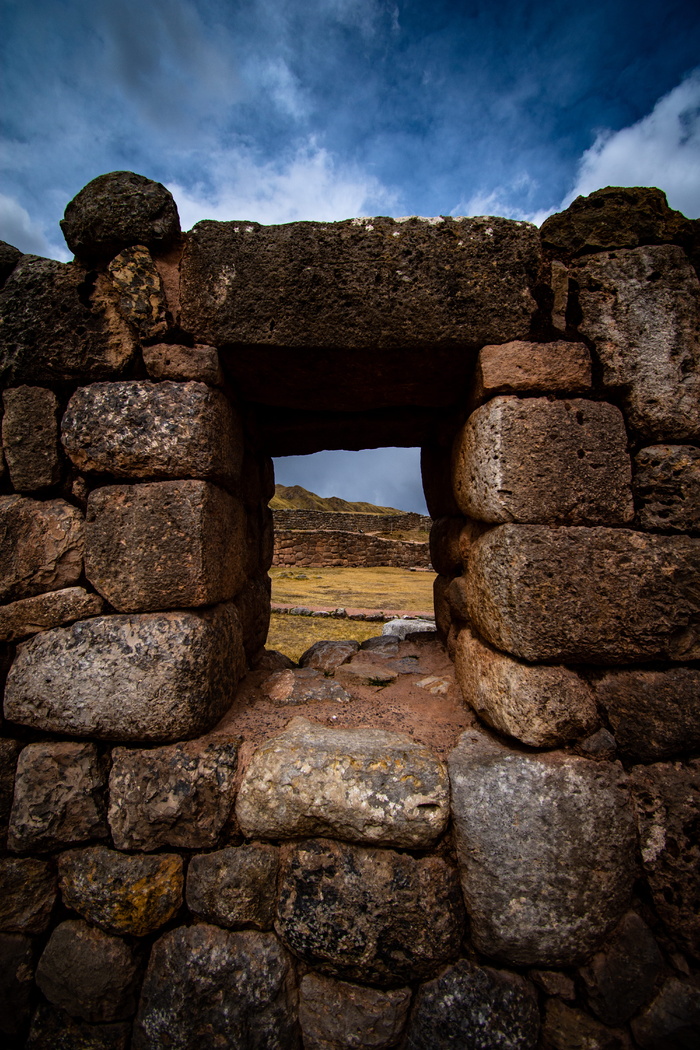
[{"x1": 269, "y1": 566, "x2": 435, "y2": 612}]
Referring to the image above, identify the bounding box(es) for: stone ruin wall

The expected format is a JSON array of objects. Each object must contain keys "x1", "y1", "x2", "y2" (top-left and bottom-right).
[
  {"x1": 0, "y1": 173, "x2": 699, "y2": 1048},
  {"x1": 271, "y1": 510, "x2": 432, "y2": 532},
  {"x1": 273, "y1": 529, "x2": 431, "y2": 569}
]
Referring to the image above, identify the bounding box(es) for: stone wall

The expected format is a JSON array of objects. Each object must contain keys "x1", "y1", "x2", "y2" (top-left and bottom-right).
[
  {"x1": 273, "y1": 529, "x2": 431, "y2": 568},
  {"x1": 272, "y1": 509, "x2": 432, "y2": 532},
  {"x1": 1, "y1": 176, "x2": 699, "y2": 1049}
]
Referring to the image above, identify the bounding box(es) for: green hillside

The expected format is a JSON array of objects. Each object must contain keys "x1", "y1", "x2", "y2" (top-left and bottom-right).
[{"x1": 269, "y1": 484, "x2": 403, "y2": 515}]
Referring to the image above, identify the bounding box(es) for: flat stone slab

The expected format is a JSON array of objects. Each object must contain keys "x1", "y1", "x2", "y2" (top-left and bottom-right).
[
  {"x1": 473, "y1": 339, "x2": 592, "y2": 401},
  {"x1": 0, "y1": 496, "x2": 84, "y2": 603},
  {"x1": 262, "y1": 668, "x2": 353, "y2": 705},
  {"x1": 0, "y1": 587, "x2": 104, "y2": 642},
  {"x1": 236, "y1": 717, "x2": 449, "y2": 848}
]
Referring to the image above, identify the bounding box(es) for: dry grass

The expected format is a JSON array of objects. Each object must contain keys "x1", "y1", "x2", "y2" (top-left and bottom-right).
[
  {"x1": 266, "y1": 613, "x2": 383, "y2": 662},
  {"x1": 270, "y1": 566, "x2": 435, "y2": 612}
]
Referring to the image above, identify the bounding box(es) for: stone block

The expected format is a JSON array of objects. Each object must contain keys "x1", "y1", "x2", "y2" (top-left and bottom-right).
[
  {"x1": 299, "y1": 973, "x2": 411, "y2": 1050},
  {"x1": 474, "y1": 340, "x2": 592, "y2": 401},
  {"x1": 0, "y1": 858, "x2": 56, "y2": 933},
  {"x1": 107, "y1": 245, "x2": 168, "y2": 340},
  {"x1": 236, "y1": 718, "x2": 449, "y2": 848},
  {"x1": 0, "y1": 496, "x2": 84, "y2": 603},
  {"x1": 452, "y1": 397, "x2": 633, "y2": 525},
  {"x1": 630, "y1": 977, "x2": 700, "y2": 1049},
  {"x1": 0, "y1": 587, "x2": 105, "y2": 642},
  {"x1": 26, "y1": 1002, "x2": 131, "y2": 1050},
  {"x1": 186, "y1": 844, "x2": 278, "y2": 930},
  {"x1": 4, "y1": 604, "x2": 245, "y2": 743},
  {"x1": 143, "y1": 342, "x2": 223, "y2": 385},
  {"x1": 85, "y1": 481, "x2": 246, "y2": 612},
  {"x1": 595, "y1": 667, "x2": 700, "y2": 760},
  {"x1": 0, "y1": 932, "x2": 33, "y2": 1035},
  {"x1": 234, "y1": 571, "x2": 272, "y2": 663},
  {"x1": 275, "y1": 838, "x2": 464, "y2": 986},
  {"x1": 579, "y1": 911, "x2": 662, "y2": 1026},
  {"x1": 575, "y1": 244, "x2": 700, "y2": 440},
  {"x1": 132, "y1": 925, "x2": 299, "y2": 1050},
  {"x1": 421, "y1": 443, "x2": 461, "y2": 518},
  {"x1": 0, "y1": 738, "x2": 21, "y2": 846},
  {"x1": 61, "y1": 381, "x2": 243, "y2": 482},
  {"x1": 36, "y1": 919, "x2": 142, "y2": 1023},
  {"x1": 448, "y1": 729, "x2": 636, "y2": 966},
  {"x1": 542, "y1": 999, "x2": 632, "y2": 1050},
  {"x1": 429, "y1": 516, "x2": 464, "y2": 576},
  {"x1": 634, "y1": 444, "x2": 700, "y2": 531},
  {"x1": 446, "y1": 575, "x2": 469, "y2": 620},
  {"x1": 59, "y1": 846, "x2": 183, "y2": 936},
  {"x1": 299, "y1": 639, "x2": 359, "y2": 671},
  {"x1": 404, "y1": 960, "x2": 539, "y2": 1050},
  {"x1": 8, "y1": 742, "x2": 108, "y2": 853},
  {"x1": 2, "y1": 386, "x2": 60, "y2": 491},
  {"x1": 108, "y1": 737, "x2": 238, "y2": 851},
  {"x1": 465, "y1": 524, "x2": 700, "y2": 664},
  {"x1": 454, "y1": 627, "x2": 598, "y2": 748}
]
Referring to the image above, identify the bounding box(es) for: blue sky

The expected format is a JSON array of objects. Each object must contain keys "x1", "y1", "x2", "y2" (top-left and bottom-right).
[{"x1": 2, "y1": 0, "x2": 699, "y2": 512}]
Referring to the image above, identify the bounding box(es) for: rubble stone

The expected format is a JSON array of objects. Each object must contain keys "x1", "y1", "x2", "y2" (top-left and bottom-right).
[
  {"x1": 542, "y1": 999, "x2": 631, "y2": 1050},
  {"x1": 2, "y1": 386, "x2": 60, "y2": 491},
  {"x1": 0, "y1": 857, "x2": 56, "y2": 933},
  {"x1": 580, "y1": 911, "x2": 663, "y2": 1026},
  {"x1": 0, "y1": 587, "x2": 105, "y2": 642},
  {"x1": 142, "y1": 342, "x2": 223, "y2": 384},
  {"x1": 299, "y1": 972, "x2": 411, "y2": 1050},
  {"x1": 299, "y1": 639, "x2": 360, "y2": 671},
  {"x1": 630, "y1": 976, "x2": 700, "y2": 1049},
  {"x1": 262, "y1": 668, "x2": 352, "y2": 705},
  {"x1": 0, "y1": 932, "x2": 33, "y2": 1035},
  {"x1": 634, "y1": 444, "x2": 700, "y2": 532},
  {"x1": 26, "y1": 1002, "x2": 131, "y2": 1050},
  {"x1": 0, "y1": 496, "x2": 83, "y2": 603},
  {"x1": 186, "y1": 844, "x2": 278, "y2": 930},
  {"x1": 473, "y1": 340, "x2": 592, "y2": 401},
  {"x1": 595, "y1": 667, "x2": 700, "y2": 760},
  {"x1": 107, "y1": 245, "x2": 168, "y2": 340}
]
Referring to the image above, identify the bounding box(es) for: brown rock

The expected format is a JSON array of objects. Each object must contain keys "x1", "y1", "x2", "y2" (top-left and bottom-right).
[
  {"x1": 255, "y1": 648, "x2": 296, "y2": 670},
  {"x1": 61, "y1": 381, "x2": 243, "y2": 482},
  {"x1": 433, "y1": 574, "x2": 453, "y2": 638},
  {"x1": 2, "y1": 386, "x2": 60, "y2": 491},
  {"x1": 634, "y1": 445, "x2": 700, "y2": 532},
  {"x1": 275, "y1": 838, "x2": 464, "y2": 985},
  {"x1": 579, "y1": 911, "x2": 663, "y2": 1026},
  {"x1": 429, "y1": 516, "x2": 464, "y2": 576},
  {"x1": 26, "y1": 1001, "x2": 131, "y2": 1050},
  {"x1": 473, "y1": 340, "x2": 592, "y2": 402},
  {"x1": 0, "y1": 737, "x2": 21, "y2": 846},
  {"x1": 454, "y1": 626, "x2": 598, "y2": 748},
  {"x1": 262, "y1": 667, "x2": 353, "y2": 704},
  {"x1": 595, "y1": 667, "x2": 700, "y2": 760},
  {"x1": 0, "y1": 241, "x2": 22, "y2": 289},
  {"x1": 36, "y1": 919, "x2": 142, "y2": 1023},
  {"x1": 0, "y1": 587, "x2": 105, "y2": 642},
  {"x1": 233, "y1": 572, "x2": 272, "y2": 663},
  {"x1": 630, "y1": 976, "x2": 700, "y2": 1049},
  {"x1": 299, "y1": 972, "x2": 411, "y2": 1050},
  {"x1": 542, "y1": 999, "x2": 631, "y2": 1050},
  {"x1": 0, "y1": 496, "x2": 84, "y2": 603},
  {"x1": 8, "y1": 742, "x2": 108, "y2": 853},
  {"x1": 529, "y1": 969, "x2": 576, "y2": 1000},
  {"x1": 452, "y1": 397, "x2": 633, "y2": 525},
  {"x1": 575, "y1": 244, "x2": 700, "y2": 440},
  {"x1": 186, "y1": 844, "x2": 278, "y2": 930},
  {"x1": 108, "y1": 737, "x2": 238, "y2": 851},
  {"x1": 299, "y1": 638, "x2": 360, "y2": 671},
  {"x1": 0, "y1": 932, "x2": 33, "y2": 1035},
  {"x1": 0, "y1": 857, "x2": 56, "y2": 933},
  {"x1": 143, "y1": 342, "x2": 223, "y2": 385},
  {"x1": 446, "y1": 575, "x2": 469, "y2": 620},
  {"x1": 465, "y1": 524, "x2": 700, "y2": 664},
  {"x1": 107, "y1": 245, "x2": 168, "y2": 340},
  {"x1": 59, "y1": 846, "x2": 183, "y2": 936}
]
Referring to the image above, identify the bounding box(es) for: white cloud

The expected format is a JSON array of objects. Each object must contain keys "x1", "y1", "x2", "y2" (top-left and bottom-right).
[
  {"x1": 274, "y1": 447, "x2": 427, "y2": 513},
  {"x1": 0, "y1": 193, "x2": 70, "y2": 260}
]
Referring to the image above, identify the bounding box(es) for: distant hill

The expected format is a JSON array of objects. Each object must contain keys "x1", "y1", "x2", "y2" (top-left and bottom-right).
[{"x1": 269, "y1": 484, "x2": 403, "y2": 515}]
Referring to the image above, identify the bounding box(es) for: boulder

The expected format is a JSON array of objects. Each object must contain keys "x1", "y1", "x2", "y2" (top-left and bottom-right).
[
  {"x1": 542, "y1": 999, "x2": 632, "y2": 1050},
  {"x1": 473, "y1": 340, "x2": 592, "y2": 402},
  {"x1": 579, "y1": 911, "x2": 662, "y2": 1026},
  {"x1": 0, "y1": 496, "x2": 83, "y2": 603},
  {"x1": 0, "y1": 932, "x2": 33, "y2": 1035},
  {"x1": 261, "y1": 668, "x2": 352, "y2": 705},
  {"x1": 233, "y1": 572, "x2": 272, "y2": 663},
  {"x1": 0, "y1": 587, "x2": 105, "y2": 642},
  {"x1": 429, "y1": 516, "x2": 465, "y2": 576},
  {"x1": 2, "y1": 386, "x2": 60, "y2": 491},
  {"x1": 382, "y1": 617, "x2": 435, "y2": 639},
  {"x1": 26, "y1": 1002, "x2": 131, "y2": 1050},
  {"x1": 106, "y1": 245, "x2": 168, "y2": 340},
  {"x1": 0, "y1": 857, "x2": 56, "y2": 933},
  {"x1": 634, "y1": 445, "x2": 700, "y2": 532},
  {"x1": 0, "y1": 241, "x2": 22, "y2": 288},
  {"x1": 630, "y1": 977, "x2": 700, "y2": 1049},
  {"x1": 186, "y1": 844, "x2": 279, "y2": 930},
  {"x1": 595, "y1": 667, "x2": 700, "y2": 760},
  {"x1": 299, "y1": 639, "x2": 360, "y2": 671},
  {"x1": 299, "y1": 973, "x2": 411, "y2": 1050},
  {"x1": 143, "y1": 342, "x2": 223, "y2": 384}
]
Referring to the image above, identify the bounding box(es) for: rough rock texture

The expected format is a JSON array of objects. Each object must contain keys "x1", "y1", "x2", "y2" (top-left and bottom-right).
[
  {"x1": 452, "y1": 397, "x2": 633, "y2": 525},
  {"x1": 454, "y1": 627, "x2": 598, "y2": 747},
  {"x1": 262, "y1": 668, "x2": 353, "y2": 705},
  {"x1": 0, "y1": 857, "x2": 56, "y2": 933},
  {"x1": 403, "y1": 959, "x2": 540, "y2": 1050},
  {"x1": 61, "y1": 171, "x2": 181, "y2": 264},
  {"x1": 234, "y1": 572, "x2": 272, "y2": 663},
  {"x1": 299, "y1": 972, "x2": 411, "y2": 1050},
  {"x1": 142, "y1": 342, "x2": 223, "y2": 384},
  {"x1": 26, "y1": 1002, "x2": 131, "y2": 1050},
  {"x1": 58, "y1": 846, "x2": 184, "y2": 936},
  {"x1": 107, "y1": 245, "x2": 168, "y2": 340},
  {"x1": 2, "y1": 386, "x2": 60, "y2": 491},
  {"x1": 542, "y1": 999, "x2": 631, "y2": 1050},
  {"x1": 186, "y1": 844, "x2": 279, "y2": 930},
  {"x1": 0, "y1": 257, "x2": 137, "y2": 384},
  {"x1": 382, "y1": 618, "x2": 435, "y2": 639},
  {"x1": 275, "y1": 838, "x2": 464, "y2": 985},
  {"x1": 132, "y1": 925, "x2": 299, "y2": 1050},
  {"x1": 473, "y1": 340, "x2": 592, "y2": 401},
  {"x1": 108, "y1": 737, "x2": 239, "y2": 851},
  {"x1": 629, "y1": 759, "x2": 700, "y2": 958},
  {"x1": 529, "y1": 970, "x2": 576, "y2": 1000},
  {"x1": 4, "y1": 604, "x2": 245, "y2": 742},
  {"x1": 299, "y1": 639, "x2": 360, "y2": 671},
  {"x1": 36, "y1": 919, "x2": 142, "y2": 1023},
  {"x1": 0, "y1": 932, "x2": 33, "y2": 1035},
  {"x1": 8, "y1": 742, "x2": 108, "y2": 853},
  {"x1": 236, "y1": 718, "x2": 449, "y2": 848},
  {"x1": 630, "y1": 976, "x2": 700, "y2": 1049},
  {"x1": 0, "y1": 587, "x2": 104, "y2": 642},
  {"x1": 85, "y1": 481, "x2": 246, "y2": 612},
  {"x1": 0, "y1": 496, "x2": 84, "y2": 603},
  {"x1": 429, "y1": 516, "x2": 464, "y2": 576},
  {"x1": 595, "y1": 667, "x2": 700, "y2": 760},
  {"x1": 634, "y1": 445, "x2": 700, "y2": 532},
  {"x1": 579, "y1": 911, "x2": 663, "y2": 1026},
  {"x1": 0, "y1": 241, "x2": 22, "y2": 288},
  {"x1": 575, "y1": 244, "x2": 700, "y2": 440},
  {"x1": 448, "y1": 729, "x2": 636, "y2": 966},
  {"x1": 62, "y1": 381, "x2": 243, "y2": 482},
  {"x1": 0, "y1": 738, "x2": 21, "y2": 845},
  {"x1": 465, "y1": 524, "x2": 700, "y2": 663}
]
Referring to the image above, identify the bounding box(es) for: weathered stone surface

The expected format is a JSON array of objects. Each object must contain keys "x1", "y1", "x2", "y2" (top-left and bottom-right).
[
  {"x1": 575, "y1": 244, "x2": 700, "y2": 440},
  {"x1": 85, "y1": 481, "x2": 246, "y2": 612},
  {"x1": 429, "y1": 516, "x2": 464, "y2": 576},
  {"x1": 0, "y1": 932, "x2": 33, "y2": 1035},
  {"x1": 382, "y1": 617, "x2": 435, "y2": 639},
  {"x1": 237, "y1": 718, "x2": 449, "y2": 848},
  {"x1": 262, "y1": 668, "x2": 352, "y2": 705},
  {"x1": 529, "y1": 969, "x2": 576, "y2": 1000},
  {"x1": 446, "y1": 575, "x2": 469, "y2": 620},
  {"x1": 8, "y1": 742, "x2": 108, "y2": 853},
  {"x1": 107, "y1": 245, "x2": 168, "y2": 339},
  {"x1": 299, "y1": 639, "x2": 360, "y2": 671},
  {"x1": 109, "y1": 737, "x2": 238, "y2": 851},
  {"x1": 448, "y1": 729, "x2": 636, "y2": 966},
  {"x1": 634, "y1": 445, "x2": 700, "y2": 531},
  {"x1": 580, "y1": 911, "x2": 663, "y2": 1026},
  {"x1": 299, "y1": 972, "x2": 411, "y2": 1050},
  {"x1": 0, "y1": 857, "x2": 56, "y2": 933},
  {"x1": 2, "y1": 386, "x2": 60, "y2": 491},
  {"x1": 256, "y1": 648, "x2": 296, "y2": 670},
  {"x1": 629, "y1": 759, "x2": 700, "y2": 958},
  {"x1": 0, "y1": 587, "x2": 105, "y2": 642},
  {"x1": 0, "y1": 737, "x2": 21, "y2": 845},
  {"x1": 360, "y1": 635, "x2": 399, "y2": 656},
  {"x1": 59, "y1": 846, "x2": 183, "y2": 936},
  {"x1": 0, "y1": 496, "x2": 83, "y2": 603},
  {"x1": 61, "y1": 171, "x2": 181, "y2": 265},
  {"x1": 0, "y1": 257, "x2": 137, "y2": 384},
  {"x1": 143, "y1": 342, "x2": 223, "y2": 384},
  {"x1": 465, "y1": 524, "x2": 700, "y2": 663},
  {"x1": 404, "y1": 959, "x2": 539, "y2": 1050},
  {"x1": 542, "y1": 999, "x2": 631, "y2": 1050},
  {"x1": 36, "y1": 919, "x2": 142, "y2": 1023},
  {"x1": 474, "y1": 340, "x2": 592, "y2": 401},
  {"x1": 133, "y1": 925, "x2": 299, "y2": 1050},
  {"x1": 578, "y1": 727, "x2": 618, "y2": 758},
  {"x1": 27, "y1": 1002, "x2": 131, "y2": 1050},
  {"x1": 62, "y1": 381, "x2": 243, "y2": 482},
  {"x1": 454, "y1": 627, "x2": 598, "y2": 747},
  {"x1": 630, "y1": 976, "x2": 700, "y2": 1049},
  {"x1": 234, "y1": 571, "x2": 272, "y2": 663},
  {"x1": 595, "y1": 667, "x2": 700, "y2": 760},
  {"x1": 276, "y1": 838, "x2": 464, "y2": 985},
  {"x1": 421, "y1": 441, "x2": 461, "y2": 518},
  {"x1": 0, "y1": 241, "x2": 22, "y2": 288},
  {"x1": 186, "y1": 844, "x2": 278, "y2": 930},
  {"x1": 453, "y1": 397, "x2": 633, "y2": 525},
  {"x1": 4, "y1": 604, "x2": 245, "y2": 743}
]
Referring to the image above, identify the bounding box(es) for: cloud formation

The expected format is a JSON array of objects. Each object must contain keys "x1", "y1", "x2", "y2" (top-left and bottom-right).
[{"x1": 274, "y1": 448, "x2": 427, "y2": 514}]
